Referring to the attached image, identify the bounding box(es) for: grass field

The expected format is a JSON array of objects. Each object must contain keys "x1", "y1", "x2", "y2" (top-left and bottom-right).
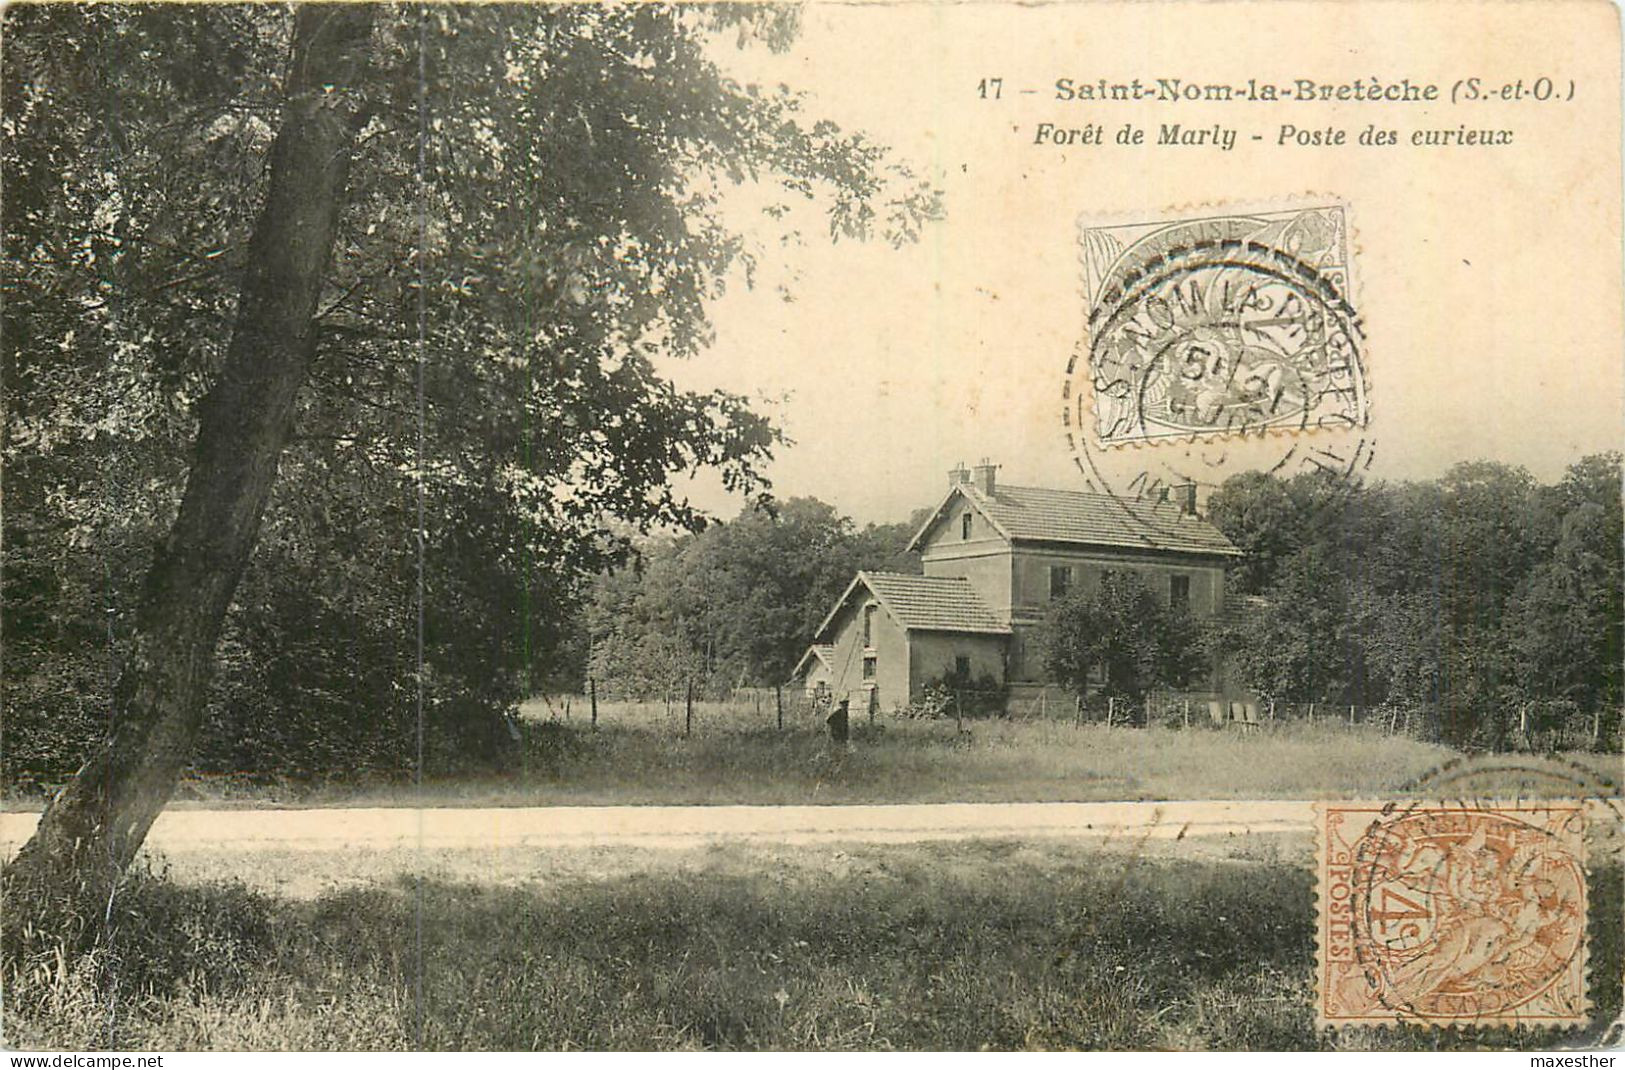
[
  {"x1": 7, "y1": 838, "x2": 1619, "y2": 1051},
  {"x1": 8, "y1": 698, "x2": 1609, "y2": 812},
  {"x1": 128, "y1": 699, "x2": 1511, "y2": 808}
]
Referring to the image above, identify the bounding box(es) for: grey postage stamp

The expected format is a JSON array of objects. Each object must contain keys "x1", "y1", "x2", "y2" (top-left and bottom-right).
[{"x1": 1077, "y1": 204, "x2": 1368, "y2": 448}]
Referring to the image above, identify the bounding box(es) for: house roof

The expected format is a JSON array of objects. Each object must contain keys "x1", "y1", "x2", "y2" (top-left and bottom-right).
[
  {"x1": 791, "y1": 644, "x2": 836, "y2": 679},
  {"x1": 908, "y1": 483, "x2": 1241, "y2": 558},
  {"x1": 814, "y1": 571, "x2": 1011, "y2": 641}
]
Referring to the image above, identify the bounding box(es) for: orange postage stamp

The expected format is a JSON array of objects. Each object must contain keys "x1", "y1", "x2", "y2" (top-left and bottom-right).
[{"x1": 1316, "y1": 801, "x2": 1588, "y2": 1029}]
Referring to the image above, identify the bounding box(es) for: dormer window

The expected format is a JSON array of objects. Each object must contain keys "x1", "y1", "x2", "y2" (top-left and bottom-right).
[{"x1": 961, "y1": 512, "x2": 973, "y2": 540}]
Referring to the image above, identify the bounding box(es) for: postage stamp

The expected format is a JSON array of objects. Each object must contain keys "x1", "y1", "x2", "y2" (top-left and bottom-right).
[
  {"x1": 1316, "y1": 801, "x2": 1589, "y2": 1029},
  {"x1": 1074, "y1": 204, "x2": 1367, "y2": 449}
]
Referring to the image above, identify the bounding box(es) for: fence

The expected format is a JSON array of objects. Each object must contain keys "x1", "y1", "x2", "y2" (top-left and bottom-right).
[
  {"x1": 1011, "y1": 692, "x2": 1619, "y2": 749},
  {"x1": 521, "y1": 680, "x2": 837, "y2": 737},
  {"x1": 1016, "y1": 693, "x2": 1430, "y2": 735},
  {"x1": 524, "y1": 679, "x2": 971, "y2": 736},
  {"x1": 524, "y1": 680, "x2": 1620, "y2": 750}
]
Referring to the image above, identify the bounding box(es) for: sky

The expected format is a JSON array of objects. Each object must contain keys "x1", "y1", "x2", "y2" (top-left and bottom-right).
[{"x1": 659, "y1": 2, "x2": 1623, "y2": 525}]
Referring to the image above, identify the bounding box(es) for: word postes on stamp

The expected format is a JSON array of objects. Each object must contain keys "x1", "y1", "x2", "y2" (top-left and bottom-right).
[
  {"x1": 1075, "y1": 204, "x2": 1367, "y2": 450},
  {"x1": 1317, "y1": 801, "x2": 1588, "y2": 1029}
]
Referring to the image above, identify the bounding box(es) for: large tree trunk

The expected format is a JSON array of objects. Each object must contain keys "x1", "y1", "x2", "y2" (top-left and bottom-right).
[{"x1": 4, "y1": 5, "x2": 377, "y2": 935}]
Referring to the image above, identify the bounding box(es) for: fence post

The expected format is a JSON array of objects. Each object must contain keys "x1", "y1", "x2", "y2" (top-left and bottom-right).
[
  {"x1": 590, "y1": 677, "x2": 598, "y2": 732},
  {"x1": 1348, "y1": 704, "x2": 1355, "y2": 726},
  {"x1": 685, "y1": 679, "x2": 693, "y2": 738},
  {"x1": 1594, "y1": 708, "x2": 1602, "y2": 745},
  {"x1": 1182, "y1": 700, "x2": 1190, "y2": 729},
  {"x1": 1267, "y1": 699, "x2": 1275, "y2": 723},
  {"x1": 1074, "y1": 694, "x2": 1082, "y2": 729},
  {"x1": 1519, "y1": 704, "x2": 1528, "y2": 736},
  {"x1": 1308, "y1": 701, "x2": 1315, "y2": 725},
  {"x1": 1040, "y1": 690, "x2": 1047, "y2": 718},
  {"x1": 776, "y1": 685, "x2": 784, "y2": 731},
  {"x1": 1107, "y1": 696, "x2": 1115, "y2": 728}
]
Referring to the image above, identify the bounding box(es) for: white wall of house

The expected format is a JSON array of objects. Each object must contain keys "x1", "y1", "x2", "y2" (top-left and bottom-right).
[
  {"x1": 917, "y1": 500, "x2": 1013, "y2": 619},
  {"x1": 823, "y1": 594, "x2": 911, "y2": 712},
  {"x1": 907, "y1": 631, "x2": 1008, "y2": 695}
]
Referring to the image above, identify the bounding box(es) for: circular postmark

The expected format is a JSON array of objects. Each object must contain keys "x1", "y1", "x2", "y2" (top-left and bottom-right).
[
  {"x1": 1065, "y1": 205, "x2": 1373, "y2": 510},
  {"x1": 1346, "y1": 802, "x2": 1588, "y2": 1022},
  {"x1": 1319, "y1": 756, "x2": 1618, "y2": 1031},
  {"x1": 1405, "y1": 753, "x2": 1622, "y2": 804},
  {"x1": 1090, "y1": 239, "x2": 1365, "y2": 440}
]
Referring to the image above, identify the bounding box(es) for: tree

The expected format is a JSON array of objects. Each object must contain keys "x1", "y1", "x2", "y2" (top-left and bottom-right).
[
  {"x1": 1038, "y1": 571, "x2": 1205, "y2": 708},
  {"x1": 584, "y1": 497, "x2": 919, "y2": 696},
  {"x1": 3, "y1": 4, "x2": 938, "y2": 942},
  {"x1": 6, "y1": 3, "x2": 381, "y2": 929},
  {"x1": 1205, "y1": 468, "x2": 1360, "y2": 595},
  {"x1": 1216, "y1": 545, "x2": 1363, "y2": 706},
  {"x1": 1205, "y1": 459, "x2": 1620, "y2": 748},
  {"x1": 1506, "y1": 454, "x2": 1624, "y2": 724}
]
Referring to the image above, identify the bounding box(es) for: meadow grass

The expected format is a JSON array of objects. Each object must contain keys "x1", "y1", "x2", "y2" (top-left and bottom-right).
[
  {"x1": 10, "y1": 699, "x2": 1609, "y2": 812},
  {"x1": 43, "y1": 701, "x2": 1461, "y2": 810},
  {"x1": 6, "y1": 839, "x2": 1618, "y2": 1051},
  {"x1": 153, "y1": 713, "x2": 1493, "y2": 808}
]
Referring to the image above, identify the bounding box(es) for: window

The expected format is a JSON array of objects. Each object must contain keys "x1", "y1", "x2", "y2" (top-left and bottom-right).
[
  {"x1": 862, "y1": 655, "x2": 877, "y2": 680},
  {"x1": 961, "y1": 512, "x2": 973, "y2": 540},
  {"x1": 1169, "y1": 574, "x2": 1191, "y2": 610},
  {"x1": 1049, "y1": 565, "x2": 1072, "y2": 599},
  {"x1": 863, "y1": 604, "x2": 876, "y2": 648},
  {"x1": 954, "y1": 655, "x2": 971, "y2": 677}
]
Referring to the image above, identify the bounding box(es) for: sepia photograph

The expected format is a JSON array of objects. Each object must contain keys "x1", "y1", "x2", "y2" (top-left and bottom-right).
[{"x1": 1, "y1": 0, "x2": 1621, "y2": 1054}]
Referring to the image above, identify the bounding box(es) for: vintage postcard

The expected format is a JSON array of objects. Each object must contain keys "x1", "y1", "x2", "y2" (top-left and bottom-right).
[{"x1": 1, "y1": 0, "x2": 1620, "y2": 1057}]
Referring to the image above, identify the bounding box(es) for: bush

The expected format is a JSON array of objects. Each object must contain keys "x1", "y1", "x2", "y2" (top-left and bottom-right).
[{"x1": 919, "y1": 669, "x2": 1006, "y2": 719}]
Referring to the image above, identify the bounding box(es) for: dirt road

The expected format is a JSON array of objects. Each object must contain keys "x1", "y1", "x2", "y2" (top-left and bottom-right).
[{"x1": 0, "y1": 799, "x2": 1312, "y2": 854}]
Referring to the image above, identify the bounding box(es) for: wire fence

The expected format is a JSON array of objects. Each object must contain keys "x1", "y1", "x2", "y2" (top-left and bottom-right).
[
  {"x1": 524, "y1": 679, "x2": 1618, "y2": 751},
  {"x1": 1002, "y1": 688, "x2": 1617, "y2": 749},
  {"x1": 521, "y1": 680, "x2": 839, "y2": 737}
]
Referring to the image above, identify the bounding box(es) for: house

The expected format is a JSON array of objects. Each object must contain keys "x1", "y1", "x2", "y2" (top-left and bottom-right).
[
  {"x1": 806, "y1": 571, "x2": 1011, "y2": 714},
  {"x1": 799, "y1": 460, "x2": 1242, "y2": 711},
  {"x1": 789, "y1": 643, "x2": 836, "y2": 698}
]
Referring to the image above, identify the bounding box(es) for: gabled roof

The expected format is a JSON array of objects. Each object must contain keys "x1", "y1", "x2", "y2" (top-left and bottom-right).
[
  {"x1": 907, "y1": 482, "x2": 1241, "y2": 558},
  {"x1": 791, "y1": 644, "x2": 836, "y2": 679},
  {"x1": 814, "y1": 571, "x2": 1011, "y2": 641}
]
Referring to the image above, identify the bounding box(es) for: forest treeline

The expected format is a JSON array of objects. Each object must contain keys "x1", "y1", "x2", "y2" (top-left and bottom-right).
[
  {"x1": 9, "y1": 455, "x2": 1619, "y2": 791},
  {"x1": 584, "y1": 455, "x2": 1622, "y2": 751},
  {"x1": 1206, "y1": 455, "x2": 1620, "y2": 747}
]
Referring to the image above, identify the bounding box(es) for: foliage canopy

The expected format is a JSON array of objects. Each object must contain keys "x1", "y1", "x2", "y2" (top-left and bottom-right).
[{"x1": 2, "y1": 3, "x2": 940, "y2": 788}]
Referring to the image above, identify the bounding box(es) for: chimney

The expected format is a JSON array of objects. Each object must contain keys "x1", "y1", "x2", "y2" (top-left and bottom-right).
[
  {"x1": 971, "y1": 458, "x2": 998, "y2": 497},
  {"x1": 1171, "y1": 481, "x2": 1198, "y2": 516},
  {"x1": 948, "y1": 462, "x2": 971, "y2": 488}
]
